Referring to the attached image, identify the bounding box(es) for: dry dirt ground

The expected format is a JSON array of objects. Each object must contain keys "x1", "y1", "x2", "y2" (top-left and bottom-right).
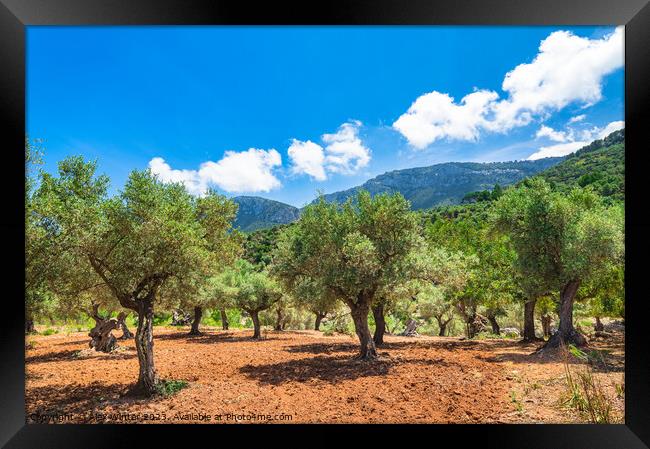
[{"x1": 25, "y1": 327, "x2": 624, "y2": 424}]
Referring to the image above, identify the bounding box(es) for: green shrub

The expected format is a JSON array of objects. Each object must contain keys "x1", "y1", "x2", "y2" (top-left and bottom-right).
[
  {"x1": 156, "y1": 379, "x2": 189, "y2": 397},
  {"x1": 42, "y1": 328, "x2": 58, "y2": 336}
]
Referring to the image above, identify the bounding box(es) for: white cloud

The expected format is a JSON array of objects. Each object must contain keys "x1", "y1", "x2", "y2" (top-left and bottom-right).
[
  {"x1": 149, "y1": 148, "x2": 282, "y2": 195},
  {"x1": 536, "y1": 125, "x2": 570, "y2": 142},
  {"x1": 527, "y1": 141, "x2": 588, "y2": 160},
  {"x1": 198, "y1": 148, "x2": 282, "y2": 193},
  {"x1": 148, "y1": 157, "x2": 208, "y2": 196},
  {"x1": 528, "y1": 119, "x2": 624, "y2": 160},
  {"x1": 322, "y1": 121, "x2": 371, "y2": 175},
  {"x1": 569, "y1": 114, "x2": 586, "y2": 123},
  {"x1": 287, "y1": 139, "x2": 326, "y2": 181},
  {"x1": 288, "y1": 120, "x2": 371, "y2": 180},
  {"x1": 393, "y1": 27, "x2": 624, "y2": 149},
  {"x1": 392, "y1": 90, "x2": 498, "y2": 150},
  {"x1": 596, "y1": 120, "x2": 624, "y2": 139}
]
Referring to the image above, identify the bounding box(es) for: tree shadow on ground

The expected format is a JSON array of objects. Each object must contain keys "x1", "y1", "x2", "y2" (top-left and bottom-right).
[
  {"x1": 26, "y1": 382, "x2": 133, "y2": 422},
  {"x1": 284, "y1": 338, "x2": 487, "y2": 355},
  {"x1": 155, "y1": 330, "x2": 277, "y2": 344},
  {"x1": 26, "y1": 348, "x2": 136, "y2": 364},
  {"x1": 239, "y1": 351, "x2": 460, "y2": 385}
]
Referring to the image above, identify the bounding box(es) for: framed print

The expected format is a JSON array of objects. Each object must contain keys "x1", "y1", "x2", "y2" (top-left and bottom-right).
[{"x1": 1, "y1": 0, "x2": 649, "y2": 447}]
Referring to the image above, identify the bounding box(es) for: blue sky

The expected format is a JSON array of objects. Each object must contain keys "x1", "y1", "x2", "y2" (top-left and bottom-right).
[{"x1": 27, "y1": 26, "x2": 624, "y2": 207}]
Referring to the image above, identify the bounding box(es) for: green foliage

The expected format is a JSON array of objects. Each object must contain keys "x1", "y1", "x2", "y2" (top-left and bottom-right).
[
  {"x1": 273, "y1": 191, "x2": 422, "y2": 311},
  {"x1": 242, "y1": 225, "x2": 287, "y2": 269},
  {"x1": 540, "y1": 129, "x2": 624, "y2": 203},
  {"x1": 461, "y1": 183, "x2": 504, "y2": 204},
  {"x1": 492, "y1": 177, "x2": 624, "y2": 295},
  {"x1": 156, "y1": 379, "x2": 189, "y2": 397}
]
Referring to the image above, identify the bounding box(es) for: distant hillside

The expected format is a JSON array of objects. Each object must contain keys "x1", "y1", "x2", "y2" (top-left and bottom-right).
[
  {"x1": 539, "y1": 129, "x2": 624, "y2": 201},
  {"x1": 232, "y1": 196, "x2": 301, "y2": 232},
  {"x1": 315, "y1": 158, "x2": 563, "y2": 210}
]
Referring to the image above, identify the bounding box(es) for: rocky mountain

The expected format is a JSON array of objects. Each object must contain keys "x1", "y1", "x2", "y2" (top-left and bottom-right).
[
  {"x1": 314, "y1": 158, "x2": 563, "y2": 210},
  {"x1": 232, "y1": 196, "x2": 301, "y2": 232},
  {"x1": 232, "y1": 157, "x2": 564, "y2": 231}
]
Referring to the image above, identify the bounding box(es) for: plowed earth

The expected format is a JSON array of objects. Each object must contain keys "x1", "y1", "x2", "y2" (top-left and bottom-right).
[{"x1": 25, "y1": 327, "x2": 624, "y2": 424}]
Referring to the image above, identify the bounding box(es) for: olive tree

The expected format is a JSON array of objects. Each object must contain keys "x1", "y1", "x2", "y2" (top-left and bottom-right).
[
  {"x1": 493, "y1": 178, "x2": 624, "y2": 347},
  {"x1": 38, "y1": 159, "x2": 237, "y2": 395},
  {"x1": 225, "y1": 260, "x2": 282, "y2": 338},
  {"x1": 272, "y1": 191, "x2": 421, "y2": 359}
]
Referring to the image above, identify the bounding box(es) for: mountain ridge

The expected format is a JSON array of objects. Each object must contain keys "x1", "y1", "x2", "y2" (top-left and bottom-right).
[{"x1": 232, "y1": 157, "x2": 564, "y2": 232}]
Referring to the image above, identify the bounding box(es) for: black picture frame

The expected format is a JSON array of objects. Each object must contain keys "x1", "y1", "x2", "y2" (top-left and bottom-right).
[{"x1": 1, "y1": 0, "x2": 648, "y2": 447}]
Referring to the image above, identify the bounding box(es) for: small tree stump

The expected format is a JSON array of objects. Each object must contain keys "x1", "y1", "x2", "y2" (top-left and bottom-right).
[
  {"x1": 171, "y1": 309, "x2": 192, "y2": 326},
  {"x1": 89, "y1": 317, "x2": 120, "y2": 353},
  {"x1": 401, "y1": 319, "x2": 420, "y2": 337}
]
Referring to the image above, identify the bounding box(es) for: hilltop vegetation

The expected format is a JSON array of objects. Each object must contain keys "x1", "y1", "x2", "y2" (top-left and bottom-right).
[{"x1": 539, "y1": 129, "x2": 624, "y2": 202}]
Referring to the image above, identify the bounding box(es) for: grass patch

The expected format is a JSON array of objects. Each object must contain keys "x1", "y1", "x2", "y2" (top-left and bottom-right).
[
  {"x1": 561, "y1": 344, "x2": 617, "y2": 423},
  {"x1": 41, "y1": 328, "x2": 59, "y2": 336},
  {"x1": 510, "y1": 390, "x2": 523, "y2": 412},
  {"x1": 156, "y1": 379, "x2": 189, "y2": 397}
]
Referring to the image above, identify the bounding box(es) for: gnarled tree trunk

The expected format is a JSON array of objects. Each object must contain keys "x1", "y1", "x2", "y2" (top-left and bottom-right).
[
  {"x1": 314, "y1": 311, "x2": 325, "y2": 331},
  {"x1": 25, "y1": 317, "x2": 35, "y2": 334},
  {"x1": 435, "y1": 315, "x2": 451, "y2": 337},
  {"x1": 544, "y1": 280, "x2": 587, "y2": 348},
  {"x1": 522, "y1": 299, "x2": 540, "y2": 342},
  {"x1": 134, "y1": 299, "x2": 159, "y2": 395},
  {"x1": 250, "y1": 310, "x2": 261, "y2": 339},
  {"x1": 89, "y1": 316, "x2": 120, "y2": 353},
  {"x1": 540, "y1": 314, "x2": 552, "y2": 338},
  {"x1": 220, "y1": 308, "x2": 229, "y2": 330},
  {"x1": 372, "y1": 303, "x2": 386, "y2": 346},
  {"x1": 594, "y1": 316, "x2": 604, "y2": 332},
  {"x1": 117, "y1": 312, "x2": 134, "y2": 339},
  {"x1": 274, "y1": 308, "x2": 283, "y2": 331},
  {"x1": 401, "y1": 319, "x2": 419, "y2": 336},
  {"x1": 350, "y1": 299, "x2": 377, "y2": 360},
  {"x1": 487, "y1": 313, "x2": 500, "y2": 335},
  {"x1": 188, "y1": 306, "x2": 202, "y2": 335}
]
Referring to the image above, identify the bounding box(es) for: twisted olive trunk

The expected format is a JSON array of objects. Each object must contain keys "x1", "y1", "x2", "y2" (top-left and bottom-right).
[
  {"x1": 540, "y1": 314, "x2": 552, "y2": 338},
  {"x1": 188, "y1": 306, "x2": 202, "y2": 335},
  {"x1": 350, "y1": 299, "x2": 377, "y2": 360},
  {"x1": 435, "y1": 315, "x2": 451, "y2": 337},
  {"x1": 594, "y1": 316, "x2": 604, "y2": 332},
  {"x1": 117, "y1": 312, "x2": 134, "y2": 339},
  {"x1": 220, "y1": 309, "x2": 229, "y2": 330},
  {"x1": 274, "y1": 308, "x2": 283, "y2": 331},
  {"x1": 314, "y1": 312, "x2": 325, "y2": 331},
  {"x1": 544, "y1": 280, "x2": 587, "y2": 348},
  {"x1": 522, "y1": 299, "x2": 539, "y2": 342},
  {"x1": 250, "y1": 310, "x2": 261, "y2": 339},
  {"x1": 487, "y1": 314, "x2": 500, "y2": 335},
  {"x1": 135, "y1": 299, "x2": 159, "y2": 395},
  {"x1": 372, "y1": 303, "x2": 386, "y2": 346},
  {"x1": 25, "y1": 318, "x2": 35, "y2": 334}
]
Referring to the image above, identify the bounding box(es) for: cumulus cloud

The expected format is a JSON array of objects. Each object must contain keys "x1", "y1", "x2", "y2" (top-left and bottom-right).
[
  {"x1": 287, "y1": 139, "x2": 326, "y2": 181},
  {"x1": 393, "y1": 27, "x2": 624, "y2": 149},
  {"x1": 322, "y1": 120, "x2": 371, "y2": 175},
  {"x1": 148, "y1": 157, "x2": 208, "y2": 196},
  {"x1": 528, "y1": 119, "x2": 624, "y2": 160},
  {"x1": 536, "y1": 125, "x2": 570, "y2": 142},
  {"x1": 392, "y1": 90, "x2": 498, "y2": 149},
  {"x1": 288, "y1": 120, "x2": 371, "y2": 180},
  {"x1": 148, "y1": 148, "x2": 282, "y2": 195},
  {"x1": 527, "y1": 141, "x2": 588, "y2": 160},
  {"x1": 596, "y1": 120, "x2": 624, "y2": 139}
]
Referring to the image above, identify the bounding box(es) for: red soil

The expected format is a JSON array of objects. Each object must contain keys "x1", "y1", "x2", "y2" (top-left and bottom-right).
[{"x1": 25, "y1": 327, "x2": 624, "y2": 424}]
